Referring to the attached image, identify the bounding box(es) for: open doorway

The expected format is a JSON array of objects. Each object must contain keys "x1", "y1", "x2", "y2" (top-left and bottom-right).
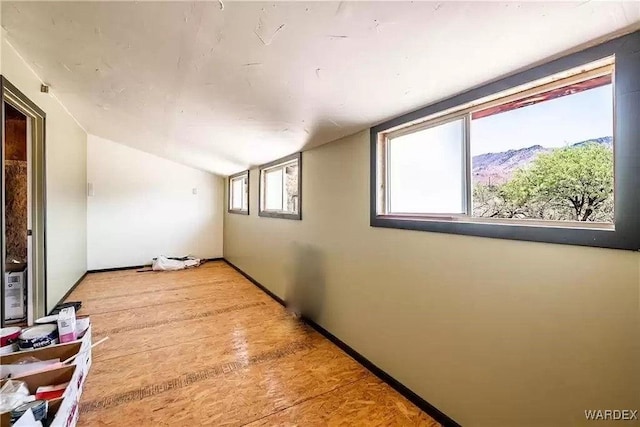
[
  {"x1": 1, "y1": 76, "x2": 47, "y2": 328},
  {"x1": 3, "y1": 103, "x2": 28, "y2": 325}
]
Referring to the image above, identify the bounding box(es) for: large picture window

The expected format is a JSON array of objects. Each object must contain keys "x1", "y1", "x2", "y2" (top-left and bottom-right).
[
  {"x1": 371, "y1": 31, "x2": 639, "y2": 250},
  {"x1": 259, "y1": 153, "x2": 301, "y2": 220},
  {"x1": 228, "y1": 171, "x2": 249, "y2": 215}
]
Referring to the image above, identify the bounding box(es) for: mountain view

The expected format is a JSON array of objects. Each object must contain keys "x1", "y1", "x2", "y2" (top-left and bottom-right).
[
  {"x1": 472, "y1": 136, "x2": 613, "y2": 185},
  {"x1": 472, "y1": 137, "x2": 614, "y2": 222}
]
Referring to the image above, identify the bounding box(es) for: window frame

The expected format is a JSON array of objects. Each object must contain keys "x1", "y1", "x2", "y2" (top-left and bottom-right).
[
  {"x1": 370, "y1": 31, "x2": 640, "y2": 250},
  {"x1": 228, "y1": 170, "x2": 250, "y2": 215},
  {"x1": 258, "y1": 152, "x2": 302, "y2": 220}
]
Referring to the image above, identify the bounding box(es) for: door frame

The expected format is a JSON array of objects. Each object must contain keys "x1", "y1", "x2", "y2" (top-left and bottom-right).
[{"x1": 1, "y1": 75, "x2": 47, "y2": 326}]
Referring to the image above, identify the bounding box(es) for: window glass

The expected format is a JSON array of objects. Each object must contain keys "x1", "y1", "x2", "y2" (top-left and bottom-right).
[
  {"x1": 388, "y1": 118, "x2": 465, "y2": 214},
  {"x1": 265, "y1": 168, "x2": 284, "y2": 211},
  {"x1": 231, "y1": 177, "x2": 244, "y2": 210},
  {"x1": 471, "y1": 79, "x2": 613, "y2": 223}
]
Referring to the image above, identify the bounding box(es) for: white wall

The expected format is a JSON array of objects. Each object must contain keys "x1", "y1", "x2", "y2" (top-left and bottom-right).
[
  {"x1": 2, "y1": 38, "x2": 87, "y2": 313},
  {"x1": 87, "y1": 135, "x2": 223, "y2": 270}
]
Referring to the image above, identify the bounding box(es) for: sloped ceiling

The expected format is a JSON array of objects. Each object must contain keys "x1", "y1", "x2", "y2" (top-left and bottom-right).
[{"x1": 2, "y1": 1, "x2": 638, "y2": 175}]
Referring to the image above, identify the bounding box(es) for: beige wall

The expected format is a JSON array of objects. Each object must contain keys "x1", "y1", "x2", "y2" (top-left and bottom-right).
[
  {"x1": 2, "y1": 39, "x2": 87, "y2": 313},
  {"x1": 224, "y1": 130, "x2": 640, "y2": 426}
]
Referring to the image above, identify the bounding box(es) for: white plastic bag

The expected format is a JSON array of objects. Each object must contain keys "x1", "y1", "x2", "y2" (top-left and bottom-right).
[{"x1": 152, "y1": 256, "x2": 186, "y2": 271}]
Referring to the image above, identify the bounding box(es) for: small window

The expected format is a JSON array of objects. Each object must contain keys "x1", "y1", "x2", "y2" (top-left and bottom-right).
[
  {"x1": 228, "y1": 171, "x2": 249, "y2": 215},
  {"x1": 379, "y1": 59, "x2": 614, "y2": 226},
  {"x1": 371, "y1": 31, "x2": 640, "y2": 250},
  {"x1": 259, "y1": 153, "x2": 301, "y2": 220}
]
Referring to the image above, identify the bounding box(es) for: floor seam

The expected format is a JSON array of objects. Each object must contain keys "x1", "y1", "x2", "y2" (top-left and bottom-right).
[
  {"x1": 75, "y1": 279, "x2": 239, "y2": 302},
  {"x1": 237, "y1": 374, "x2": 368, "y2": 426},
  {"x1": 76, "y1": 295, "x2": 246, "y2": 316}
]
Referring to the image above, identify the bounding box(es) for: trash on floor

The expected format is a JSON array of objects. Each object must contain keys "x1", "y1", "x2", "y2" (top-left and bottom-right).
[
  {"x1": 0, "y1": 313, "x2": 100, "y2": 427},
  {"x1": 150, "y1": 255, "x2": 203, "y2": 271}
]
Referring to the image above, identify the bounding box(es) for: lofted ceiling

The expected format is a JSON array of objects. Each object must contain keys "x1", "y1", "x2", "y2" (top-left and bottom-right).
[{"x1": 2, "y1": 1, "x2": 639, "y2": 176}]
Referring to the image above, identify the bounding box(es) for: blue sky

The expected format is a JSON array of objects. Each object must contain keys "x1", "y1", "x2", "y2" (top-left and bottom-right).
[{"x1": 471, "y1": 84, "x2": 613, "y2": 156}]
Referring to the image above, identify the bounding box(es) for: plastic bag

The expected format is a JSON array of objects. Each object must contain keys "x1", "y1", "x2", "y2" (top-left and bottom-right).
[
  {"x1": 152, "y1": 255, "x2": 201, "y2": 271},
  {"x1": 0, "y1": 380, "x2": 31, "y2": 413}
]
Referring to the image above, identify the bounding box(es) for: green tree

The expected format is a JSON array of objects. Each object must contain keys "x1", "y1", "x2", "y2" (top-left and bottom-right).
[{"x1": 500, "y1": 143, "x2": 613, "y2": 221}]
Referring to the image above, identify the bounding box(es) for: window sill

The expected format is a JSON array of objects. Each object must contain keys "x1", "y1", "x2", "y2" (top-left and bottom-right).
[
  {"x1": 258, "y1": 210, "x2": 301, "y2": 220},
  {"x1": 228, "y1": 209, "x2": 249, "y2": 216},
  {"x1": 379, "y1": 214, "x2": 615, "y2": 231},
  {"x1": 371, "y1": 215, "x2": 635, "y2": 250}
]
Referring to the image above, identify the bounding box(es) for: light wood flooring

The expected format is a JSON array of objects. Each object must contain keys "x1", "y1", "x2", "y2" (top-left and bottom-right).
[{"x1": 68, "y1": 261, "x2": 439, "y2": 426}]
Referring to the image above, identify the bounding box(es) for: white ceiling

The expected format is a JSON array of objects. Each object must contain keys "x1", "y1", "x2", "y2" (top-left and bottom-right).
[{"x1": 2, "y1": 1, "x2": 639, "y2": 176}]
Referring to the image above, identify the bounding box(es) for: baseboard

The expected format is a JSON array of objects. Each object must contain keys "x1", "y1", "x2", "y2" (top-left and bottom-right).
[
  {"x1": 87, "y1": 265, "x2": 147, "y2": 274},
  {"x1": 224, "y1": 260, "x2": 285, "y2": 306},
  {"x1": 48, "y1": 271, "x2": 88, "y2": 315},
  {"x1": 222, "y1": 258, "x2": 461, "y2": 427},
  {"x1": 86, "y1": 257, "x2": 225, "y2": 274}
]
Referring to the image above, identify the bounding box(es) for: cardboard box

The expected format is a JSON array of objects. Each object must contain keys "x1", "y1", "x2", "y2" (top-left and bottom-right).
[
  {"x1": 1, "y1": 324, "x2": 92, "y2": 380},
  {"x1": 0, "y1": 365, "x2": 79, "y2": 427},
  {"x1": 0, "y1": 322, "x2": 92, "y2": 427}
]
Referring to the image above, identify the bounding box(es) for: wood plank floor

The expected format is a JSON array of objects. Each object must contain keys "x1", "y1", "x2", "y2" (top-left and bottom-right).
[{"x1": 67, "y1": 261, "x2": 439, "y2": 426}]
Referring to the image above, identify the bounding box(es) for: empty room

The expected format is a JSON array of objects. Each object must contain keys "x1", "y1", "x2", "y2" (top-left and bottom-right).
[{"x1": 0, "y1": 1, "x2": 638, "y2": 426}]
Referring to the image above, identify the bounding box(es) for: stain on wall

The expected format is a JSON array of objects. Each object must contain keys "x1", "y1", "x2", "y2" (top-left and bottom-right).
[{"x1": 4, "y1": 104, "x2": 28, "y2": 262}]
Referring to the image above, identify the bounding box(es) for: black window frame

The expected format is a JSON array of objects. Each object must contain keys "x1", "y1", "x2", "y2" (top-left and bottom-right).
[
  {"x1": 228, "y1": 170, "x2": 250, "y2": 215},
  {"x1": 370, "y1": 31, "x2": 640, "y2": 251},
  {"x1": 258, "y1": 152, "x2": 302, "y2": 220}
]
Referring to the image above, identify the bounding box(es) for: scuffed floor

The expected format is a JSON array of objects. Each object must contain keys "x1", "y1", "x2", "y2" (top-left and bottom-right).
[{"x1": 69, "y1": 261, "x2": 439, "y2": 426}]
